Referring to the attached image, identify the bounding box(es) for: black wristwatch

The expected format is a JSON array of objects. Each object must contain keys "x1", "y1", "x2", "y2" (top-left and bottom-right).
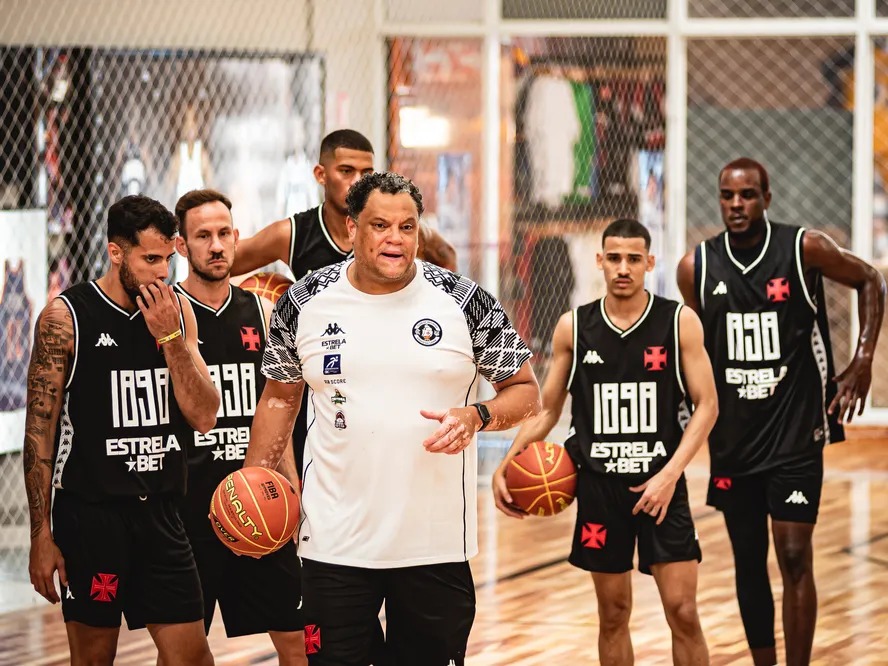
[{"x1": 471, "y1": 402, "x2": 491, "y2": 431}]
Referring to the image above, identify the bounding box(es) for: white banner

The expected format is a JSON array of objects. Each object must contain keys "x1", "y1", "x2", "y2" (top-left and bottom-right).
[{"x1": 0, "y1": 210, "x2": 48, "y2": 454}]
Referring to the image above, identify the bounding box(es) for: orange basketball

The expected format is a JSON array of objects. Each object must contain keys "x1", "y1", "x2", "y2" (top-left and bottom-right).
[
  {"x1": 505, "y1": 441, "x2": 577, "y2": 516},
  {"x1": 208, "y1": 466, "x2": 300, "y2": 557},
  {"x1": 239, "y1": 272, "x2": 293, "y2": 303}
]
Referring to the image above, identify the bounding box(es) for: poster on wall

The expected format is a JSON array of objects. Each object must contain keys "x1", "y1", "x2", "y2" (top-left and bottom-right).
[
  {"x1": 0, "y1": 210, "x2": 48, "y2": 454},
  {"x1": 436, "y1": 153, "x2": 472, "y2": 275},
  {"x1": 638, "y1": 150, "x2": 666, "y2": 296}
]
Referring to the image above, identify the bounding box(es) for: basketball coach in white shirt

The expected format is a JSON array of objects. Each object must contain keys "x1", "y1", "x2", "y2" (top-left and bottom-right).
[{"x1": 244, "y1": 171, "x2": 541, "y2": 666}]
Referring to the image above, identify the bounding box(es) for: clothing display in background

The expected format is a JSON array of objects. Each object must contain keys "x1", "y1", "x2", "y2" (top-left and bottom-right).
[
  {"x1": 637, "y1": 149, "x2": 666, "y2": 295},
  {"x1": 530, "y1": 236, "x2": 574, "y2": 352},
  {"x1": 516, "y1": 61, "x2": 665, "y2": 217},
  {"x1": 524, "y1": 74, "x2": 580, "y2": 208},
  {"x1": 0, "y1": 260, "x2": 32, "y2": 411}
]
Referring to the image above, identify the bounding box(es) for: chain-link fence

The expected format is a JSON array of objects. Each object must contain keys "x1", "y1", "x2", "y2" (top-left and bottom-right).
[{"x1": 0, "y1": 0, "x2": 886, "y2": 613}]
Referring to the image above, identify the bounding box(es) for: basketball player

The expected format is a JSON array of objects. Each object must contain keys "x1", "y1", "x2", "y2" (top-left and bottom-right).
[
  {"x1": 493, "y1": 219, "x2": 717, "y2": 666},
  {"x1": 677, "y1": 157, "x2": 886, "y2": 666},
  {"x1": 244, "y1": 172, "x2": 540, "y2": 666},
  {"x1": 169, "y1": 188, "x2": 306, "y2": 665},
  {"x1": 23, "y1": 195, "x2": 220, "y2": 666},
  {"x1": 230, "y1": 128, "x2": 457, "y2": 277},
  {"x1": 233, "y1": 129, "x2": 457, "y2": 480}
]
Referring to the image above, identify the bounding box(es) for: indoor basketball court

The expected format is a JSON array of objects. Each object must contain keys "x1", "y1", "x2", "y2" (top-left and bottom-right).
[{"x1": 1, "y1": 0, "x2": 888, "y2": 664}]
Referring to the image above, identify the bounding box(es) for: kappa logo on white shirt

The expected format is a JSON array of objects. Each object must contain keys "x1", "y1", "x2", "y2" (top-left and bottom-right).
[{"x1": 712, "y1": 281, "x2": 728, "y2": 295}]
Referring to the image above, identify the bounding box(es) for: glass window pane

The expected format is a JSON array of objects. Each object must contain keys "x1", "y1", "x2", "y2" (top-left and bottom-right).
[
  {"x1": 503, "y1": 0, "x2": 666, "y2": 20},
  {"x1": 690, "y1": 0, "x2": 853, "y2": 18}
]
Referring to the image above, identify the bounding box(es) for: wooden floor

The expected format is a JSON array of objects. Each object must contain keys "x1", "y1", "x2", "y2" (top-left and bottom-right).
[{"x1": 2, "y1": 439, "x2": 887, "y2": 665}]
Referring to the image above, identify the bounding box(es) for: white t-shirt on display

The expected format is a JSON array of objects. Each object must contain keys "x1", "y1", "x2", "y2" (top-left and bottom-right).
[{"x1": 262, "y1": 260, "x2": 532, "y2": 569}]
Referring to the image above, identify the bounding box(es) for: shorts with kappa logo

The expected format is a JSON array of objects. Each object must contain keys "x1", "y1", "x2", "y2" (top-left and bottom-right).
[
  {"x1": 52, "y1": 490, "x2": 204, "y2": 628},
  {"x1": 569, "y1": 471, "x2": 701, "y2": 575},
  {"x1": 707, "y1": 451, "x2": 823, "y2": 523}
]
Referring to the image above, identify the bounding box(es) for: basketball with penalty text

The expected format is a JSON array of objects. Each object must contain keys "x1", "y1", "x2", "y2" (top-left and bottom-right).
[
  {"x1": 238, "y1": 272, "x2": 293, "y2": 303},
  {"x1": 505, "y1": 441, "x2": 577, "y2": 516},
  {"x1": 209, "y1": 466, "x2": 300, "y2": 557}
]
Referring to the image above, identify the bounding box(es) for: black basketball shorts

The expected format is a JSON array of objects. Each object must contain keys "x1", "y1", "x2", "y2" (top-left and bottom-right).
[
  {"x1": 707, "y1": 450, "x2": 823, "y2": 524},
  {"x1": 569, "y1": 471, "x2": 702, "y2": 575},
  {"x1": 190, "y1": 535, "x2": 303, "y2": 637},
  {"x1": 300, "y1": 558, "x2": 475, "y2": 666},
  {"x1": 52, "y1": 491, "x2": 204, "y2": 628}
]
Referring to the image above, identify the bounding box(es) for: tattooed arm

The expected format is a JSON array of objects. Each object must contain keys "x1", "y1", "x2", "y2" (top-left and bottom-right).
[{"x1": 24, "y1": 299, "x2": 72, "y2": 603}]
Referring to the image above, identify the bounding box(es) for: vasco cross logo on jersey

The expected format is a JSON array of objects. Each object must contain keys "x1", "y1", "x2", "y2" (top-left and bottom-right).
[
  {"x1": 412, "y1": 318, "x2": 442, "y2": 346},
  {"x1": 322, "y1": 322, "x2": 346, "y2": 336},
  {"x1": 767, "y1": 277, "x2": 790, "y2": 302},
  {"x1": 644, "y1": 346, "x2": 667, "y2": 371},
  {"x1": 90, "y1": 573, "x2": 119, "y2": 603},
  {"x1": 240, "y1": 326, "x2": 261, "y2": 352}
]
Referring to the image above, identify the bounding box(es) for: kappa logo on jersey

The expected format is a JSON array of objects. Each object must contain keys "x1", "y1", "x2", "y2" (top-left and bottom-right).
[
  {"x1": 412, "y1": 318, "x2": 443, "y2": 347},
  {"x1": 581, "y1": 522, "x2": 607, "y2": 549},
  {"x1": 322, "y1": 322, "x2": 346, "y2": 336},
  {"x1": 323, "y1": 354, "x2": 342, "y2": 375},
  {"x1": 785, "y1": 490, "x2": 809, "y2": 505},
  {"x1": 240, "y1": 326, "x2": 261, "y2": 352},
  {"x1": 90, "y1": 573, "x2": 119, "y2": 603},
  {"x1": 712, "y1": 281, "x2": 728, "y2": 295},
  {"x1": 331, "y1": 389, "x2": 346, "y2": 405},
  {"x1": 304, "y1": 624, "x2": 321, "y2": 654},
  {"x1": 713, "y1": 476, "x2": 732, "y2": 491},
  {"x1": 644, "y1": 346, "x2": 667, "y2": 371},
  {"x1": 767, "y1": 277, "x2": 790, "y2": 302},
  {"x1": 583, "y1": 350, "x2": 604, "y2": 364},
  {"x1": 334, "y1": 410, "x2": 347, "y2": 429},
  {"x1": 95, "y1": 333, "x2": 118, "y2": 347}
]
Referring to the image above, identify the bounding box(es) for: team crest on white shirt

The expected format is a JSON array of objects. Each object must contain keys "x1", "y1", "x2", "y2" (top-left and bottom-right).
[
  {"x1": 412, "y1": 318, "x2": 442, "y2": 346},
  {"x1": 334, "y1": 411, "x2": 347, "y2": 429}
]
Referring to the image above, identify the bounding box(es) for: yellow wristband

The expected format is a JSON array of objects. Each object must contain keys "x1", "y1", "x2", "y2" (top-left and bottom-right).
[{"x1": 157, "y1": 329, "x2": 182, "y2": 345}]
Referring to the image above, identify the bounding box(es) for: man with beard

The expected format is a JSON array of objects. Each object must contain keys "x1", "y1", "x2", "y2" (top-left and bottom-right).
[
  {"x1": 677, "y1": 157, "x2": 885, "y2": 666},
  {"x1": 24, "y1": 195, "x2": 220, "y2": 665},
  {"x1": 169, "y1": 189, "x2": 305, "y2": 665}
]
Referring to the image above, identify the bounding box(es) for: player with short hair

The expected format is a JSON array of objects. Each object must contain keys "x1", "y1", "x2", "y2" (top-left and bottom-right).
[
  {"x1": 24, "y1": 195, "x2": 220, "y2": 666},
  {"x1": 165, "y1": 188, "x2": 306, "y2": 665},
  {"x1": 495, "y1": 218, "x2": 718, "y2": 666},
  {"x1": 677, "y1": 157, "x2": 886, "y2": 666},
  {"x1": 244, "y1": 171, "x2": 540, "y2": 665},
  {"x1": 231, "y1": 129, "x2": 457, "y2": 278}
]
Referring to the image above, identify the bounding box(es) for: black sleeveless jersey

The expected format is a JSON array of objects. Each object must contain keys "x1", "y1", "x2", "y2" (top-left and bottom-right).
[
  {"x1": 288, "y1": 205, "x2": 352, "y2": 279},
  {"x1": 695, "y1": 221, "x2": 844, "y2": 477},
  {"x1": 565, "y1": 294, "x2": 689, "y2": 483},
  {"x1": 0, "y1": 260, "x2": 32, "y2": 411},
  {"x1": 53, "y1": 282, "x2": 189, "y2": 499},
  {"x1": 174, "y1": 284, "x2": 267, "y2": 539}
]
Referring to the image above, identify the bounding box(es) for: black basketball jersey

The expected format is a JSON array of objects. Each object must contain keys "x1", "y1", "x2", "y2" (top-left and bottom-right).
[
  {"x1": 288, "y1": 205, "x2": 352, "y2": 280},
  {"x1": 173, "y1": 283, "x2": 268, "y2": 538},
  {"x1": 53, "y1": 282, "x2": 190, "y2": 499},
  {"x1": 566, "y1": 294, "x2": 689, "y2": 483},
  {"x1": 0, "y1": 260, "x2": 32, "y2": 411},
  {"x1": 695, "y1": 221, "x2": 844, "y2": 477}
]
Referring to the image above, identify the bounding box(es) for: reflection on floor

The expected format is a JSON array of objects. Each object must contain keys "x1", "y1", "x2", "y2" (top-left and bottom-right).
[{"x1": 0, "y1": 439, "x2": 886, "y2": 665}]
